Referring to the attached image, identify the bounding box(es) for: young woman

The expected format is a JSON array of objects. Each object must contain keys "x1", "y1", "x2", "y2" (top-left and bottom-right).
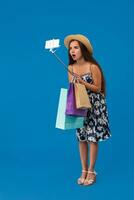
[{"x1": 64, "y1": 34, "x2": 111, "y2": 186}]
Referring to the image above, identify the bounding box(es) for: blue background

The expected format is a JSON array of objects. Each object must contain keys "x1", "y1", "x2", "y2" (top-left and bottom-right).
[{"x1": 0, "y1": 0, "x2": 133, "y2": 199}]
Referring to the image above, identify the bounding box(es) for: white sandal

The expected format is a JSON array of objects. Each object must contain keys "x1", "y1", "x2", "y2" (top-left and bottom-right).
[
  {"x1": 83, "y1": 170, "x2": 97, "y2": 186},
  {"x1": 77, "y1": 169, "x2": 88, "y2": 185}
]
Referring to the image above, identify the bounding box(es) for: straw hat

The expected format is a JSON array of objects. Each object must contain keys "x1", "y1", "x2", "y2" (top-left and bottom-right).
[{"x1": 64, "y1": 34, "x2": 93, "y2": 55}]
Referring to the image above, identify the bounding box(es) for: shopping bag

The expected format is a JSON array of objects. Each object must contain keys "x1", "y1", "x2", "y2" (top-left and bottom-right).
[
  {"x1": 74, "y1": 83, "x2": 91, "y2": 109},
  {"x1": 55, "y1": 88, "x2": 84, "y2": 130},
  {"x1": 65, "y1": 83, "x2": 87, "y2": 117}
]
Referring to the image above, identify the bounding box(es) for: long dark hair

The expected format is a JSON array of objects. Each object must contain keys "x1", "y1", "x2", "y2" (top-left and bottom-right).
[{"x1": 68, "y1": 40, "x2": 106, "y2": 95}]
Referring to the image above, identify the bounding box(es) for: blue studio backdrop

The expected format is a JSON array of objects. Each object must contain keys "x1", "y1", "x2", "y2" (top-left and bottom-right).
[{"x1": 0, "y1": 0, "x2": 133, "y2": 199}]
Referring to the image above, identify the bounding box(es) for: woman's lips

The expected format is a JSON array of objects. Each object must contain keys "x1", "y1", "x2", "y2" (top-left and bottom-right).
[{"x1": 72, "y1": 54, "x2": 76, "y2": 59}]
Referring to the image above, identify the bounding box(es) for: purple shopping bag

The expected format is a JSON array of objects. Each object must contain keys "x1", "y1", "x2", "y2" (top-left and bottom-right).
[{"x1": 65, "y1": 83, "x2": 87, "y2": 117}]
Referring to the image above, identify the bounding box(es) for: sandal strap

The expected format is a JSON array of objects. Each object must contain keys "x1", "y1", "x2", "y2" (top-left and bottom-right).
[
  {"x1": 85, "y1": 179, "x2": 94, "y2": 183},
  {"x1": 78, "y1": 177, "x2": 85, "y2": 181},
  {"x1": 82, "y1": 169, "x2": 88, "y2": 173},
  {"x1": 83, "y1": 171, "x2": 97, "y2": 185},
  {"x1": 87, "y1": 170, "x2": 97, "y2": 175}
]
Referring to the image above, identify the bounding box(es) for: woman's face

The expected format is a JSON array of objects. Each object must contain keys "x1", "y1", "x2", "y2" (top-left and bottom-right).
[{"x1": 69, "y1": 40, "x2": 83, "y2": 61}]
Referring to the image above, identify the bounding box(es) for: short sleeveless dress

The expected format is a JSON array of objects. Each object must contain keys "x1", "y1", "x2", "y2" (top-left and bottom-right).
[{"x1": 76, "y1": 73, "x2": 111, "y2": 143}]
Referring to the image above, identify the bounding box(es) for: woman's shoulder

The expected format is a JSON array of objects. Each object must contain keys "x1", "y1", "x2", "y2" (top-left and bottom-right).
[
  {"x1": 90, "y1": 64, "x2": 102, "y2": 80},
  {"x1": 84, "y1": 62, "x2": 99, "y2": 74},
  {"x1": 68, "y1": 64, "x2": 73, "y2": 69},
  {"x1": 68, "y1": 65, "x2": 74, "y2": 74},
  {"x1": 68, "y1": 64, "x2": 76, "y2": 71},
  {"x1": 90, "y1": 63, "x2": 101, "y2": 73}
]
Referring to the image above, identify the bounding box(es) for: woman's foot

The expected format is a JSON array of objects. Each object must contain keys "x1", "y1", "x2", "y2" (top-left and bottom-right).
[
  {"x1": 77, "y1": 169, "x2": 87, "y2": 185},
  {"x1": 83, "y1": 170, "x2": 97, "y2": 186}
]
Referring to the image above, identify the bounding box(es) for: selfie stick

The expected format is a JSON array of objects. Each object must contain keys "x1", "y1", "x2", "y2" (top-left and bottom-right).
[{"x1": 44, "y1": 39, "x2": 74, "y2": 76}]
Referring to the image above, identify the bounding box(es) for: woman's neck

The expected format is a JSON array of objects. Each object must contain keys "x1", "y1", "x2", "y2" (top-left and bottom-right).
[{"x1": 76, "y1": 57, "x2": 86, "y2": 66}]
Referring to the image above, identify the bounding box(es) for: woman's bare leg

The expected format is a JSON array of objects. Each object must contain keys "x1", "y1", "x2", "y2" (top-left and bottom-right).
[
  {"x1": 83, "y1": 142, "x2": 98, "y2": 185},
  {"x1": 77, "y1": 141, "x2": 88, "y2": 184},
  {"x1": 79, "y1": 141, "x2": 88, "y2": 170},
  {"x1": 88, "y1": 142, "x2": 98, "y2": 171}
]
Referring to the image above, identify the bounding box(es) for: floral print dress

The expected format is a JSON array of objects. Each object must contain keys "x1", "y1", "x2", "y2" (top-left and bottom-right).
[{"x1": 76, "y1": 73, "x2": 111, "y2": 143}]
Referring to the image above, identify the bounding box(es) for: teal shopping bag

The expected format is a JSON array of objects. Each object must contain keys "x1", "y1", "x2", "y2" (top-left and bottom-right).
[{"x1": 55, "y1": 88, "x2": 84, "y2": 130}]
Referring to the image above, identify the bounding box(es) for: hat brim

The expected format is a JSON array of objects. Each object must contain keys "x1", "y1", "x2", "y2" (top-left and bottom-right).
[{"x1": 64, "y1": 34, "x2": 93, "y2": 55}]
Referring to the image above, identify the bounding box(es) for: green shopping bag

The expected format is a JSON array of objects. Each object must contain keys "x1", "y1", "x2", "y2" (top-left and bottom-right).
[{"x1": 55, "y1": 88, "x2": 84, "y2": 130}]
